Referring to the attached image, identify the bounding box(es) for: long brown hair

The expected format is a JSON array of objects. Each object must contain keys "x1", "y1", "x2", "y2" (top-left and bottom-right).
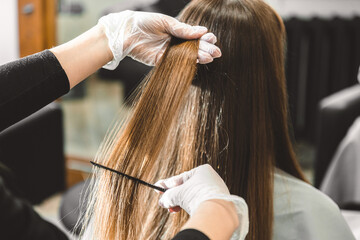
[{"x1": 81, "y1": 0, "x2": 306, "y2": 239}]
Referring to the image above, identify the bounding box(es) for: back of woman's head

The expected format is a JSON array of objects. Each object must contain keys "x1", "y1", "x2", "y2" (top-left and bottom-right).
[{"x1": 82, "y1": 0, "x2": 305, "y2": 239}]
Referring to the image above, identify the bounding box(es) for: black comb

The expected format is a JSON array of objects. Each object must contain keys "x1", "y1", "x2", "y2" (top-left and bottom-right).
[{"x1": 90, "y1": 161, "x2": 167, "y2": 192}]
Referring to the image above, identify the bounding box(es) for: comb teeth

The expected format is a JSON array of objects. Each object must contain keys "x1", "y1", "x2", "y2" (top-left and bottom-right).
[{"x1": 90, "y1": 161, "x2": 167, "y2": 192}]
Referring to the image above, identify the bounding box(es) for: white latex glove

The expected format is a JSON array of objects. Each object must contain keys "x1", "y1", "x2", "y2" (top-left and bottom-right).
[
  {"x1": 98, "y1": 10, "x2": 221, "y2": 69},
  {"x1": 155, "y1": 164, "x2": 249, "y2": 240}
]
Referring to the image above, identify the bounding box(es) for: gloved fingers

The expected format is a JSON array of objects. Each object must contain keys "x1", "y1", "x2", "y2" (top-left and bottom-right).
[
  {"x1": 198, "y1": 49, "x2": 214, "y2": 64},
  {"x1": 162, "y1": 15, "x2": 208, "y2": 39},
  {"x1": 158, "y1": 187, "x2": 182, "y2": 209},
  {"x1": 155, "y1": 173, "x2": 184, "y2": 189},
  {"x1": 154, "y1": 180, "x2": 167, "y2": 193},
  {"x1": 200, "y1": 32, "x2": 217, "y2": 44},
  {"x1": 154, "y1": 40, "x2": 220, "y2": 65},
  {"x1": 154, "y1": 170, "x2": 194, "y2": 191},
  {"x1": 199, "y1": 40, "x2": 221, "y2": 59}
]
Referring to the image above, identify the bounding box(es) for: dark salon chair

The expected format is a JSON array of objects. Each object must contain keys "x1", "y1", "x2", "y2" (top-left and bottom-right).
[
  {"x1": 0, "y1": 102, "x2": 66, "y2": 204},
  {"x1": 59, "y1": 179, "x2": 90, "y2": 234},
  {"x1": 314, "y1": 84, "x2": 360, "y2": 188}
]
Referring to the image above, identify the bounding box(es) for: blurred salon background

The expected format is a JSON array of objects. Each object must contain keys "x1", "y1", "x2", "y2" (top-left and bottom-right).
[{"x1": 1, "y1": 0, "x2": 360, "y2": 238}]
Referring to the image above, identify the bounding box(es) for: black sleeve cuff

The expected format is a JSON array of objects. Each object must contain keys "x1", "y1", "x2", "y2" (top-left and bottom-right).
[{"x1": 172, "y1": 229, "x2": 210, "y2": 240}]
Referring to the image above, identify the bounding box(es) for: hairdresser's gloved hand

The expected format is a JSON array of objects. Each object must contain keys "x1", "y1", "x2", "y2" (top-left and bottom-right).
[
  {"x1": 155, "y1": 164, "x2": 249, "y2": 240},
  {"x1": 98, "y1": 10, "x2": 221, "y2": 69}
]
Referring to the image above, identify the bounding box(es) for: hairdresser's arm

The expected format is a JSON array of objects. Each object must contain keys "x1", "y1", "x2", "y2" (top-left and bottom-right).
[
  {"x1": 173, "y1": 199, "x2": 239, "y2": 240},
  {"x1": 50, "y1": 25, "x2": 111, "y2": 89},
  {"x1": 0, "y1": 11, "x2": 220, "y2": 132},
  {"x1": 0, "y1": 50, "x2": 70, "y2": 132},
  {"x1": 156, "y1": 164, "x2": 249, "y2": 240}
]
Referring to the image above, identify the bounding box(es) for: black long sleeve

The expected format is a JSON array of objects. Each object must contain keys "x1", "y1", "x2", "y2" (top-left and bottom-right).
[
  {"x1": 172, "y1": 229, "x2": 210, "y2": 240},
  {"x1": 0, "y1": 50, "x2": 70, "y2": 239},
  {"x1": 0, "y1": 50, "x2": 70, "y2": 132}
]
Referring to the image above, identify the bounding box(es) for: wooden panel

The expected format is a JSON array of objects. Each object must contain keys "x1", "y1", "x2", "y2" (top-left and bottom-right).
[
  {"x1": 18, "y1": 0, "x2": 44, "y2": 57},
  {"x1": 44, "y1": 0, "x2": 57, "y2": 49},
  {"x1": 18, "y1": 0, "x2": 57, "y2": 57}
]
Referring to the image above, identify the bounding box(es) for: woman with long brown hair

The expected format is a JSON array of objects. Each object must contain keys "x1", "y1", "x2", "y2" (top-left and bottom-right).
[
  {"x1": 83, "y1": 0, "x2": 355, "y2": 239},
  {"x1": 0, "y1": 6, "x2": 220, "y2": 240}
]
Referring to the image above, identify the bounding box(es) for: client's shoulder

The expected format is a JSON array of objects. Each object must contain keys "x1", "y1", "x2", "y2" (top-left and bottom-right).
[
  {"x1": 273, "y1": 168, "x2": 339, "y2": 214},
  {"x1": 273, "y1": 168, "x2": 355, "y2": 240}
]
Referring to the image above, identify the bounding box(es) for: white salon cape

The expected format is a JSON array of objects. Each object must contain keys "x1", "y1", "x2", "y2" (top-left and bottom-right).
[
  {"x1": 273, "y1": 169, "x2": 355, "y2": 240},
  {"x1": 320, "y1": 116, "x2": 360, "y2": 207}
]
